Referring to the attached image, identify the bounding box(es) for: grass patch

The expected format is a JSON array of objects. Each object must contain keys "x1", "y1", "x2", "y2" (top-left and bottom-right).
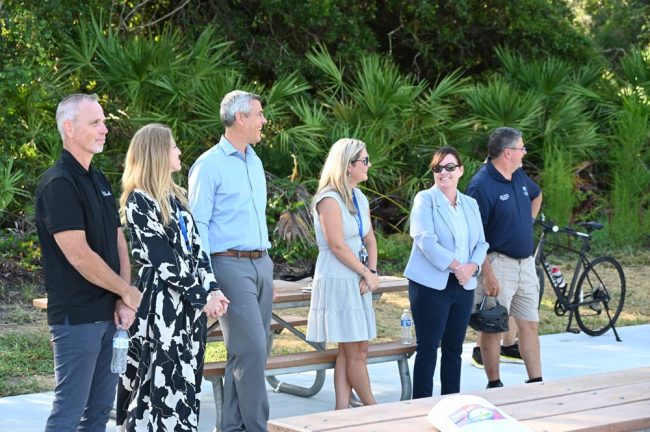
[{"x1": 0, "y1": 330, "x2": 53, "y2": 397}]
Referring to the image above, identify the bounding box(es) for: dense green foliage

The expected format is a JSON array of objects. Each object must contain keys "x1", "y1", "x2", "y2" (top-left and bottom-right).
[{"x1": 1, "y1": 0, "x2": 649, "y2": 270}]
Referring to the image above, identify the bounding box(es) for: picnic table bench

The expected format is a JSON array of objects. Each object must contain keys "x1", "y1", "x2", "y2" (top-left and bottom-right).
[{"x1": 267, "y1": 366, "x2": 650, "y2": 432}]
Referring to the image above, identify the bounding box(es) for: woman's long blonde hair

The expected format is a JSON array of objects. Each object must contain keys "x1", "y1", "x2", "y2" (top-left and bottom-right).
[
  {"x1": 314, "y1": 138, "x2": 366, "y2": 214},
  {"x1": 120, "y1": 123, "x2": 187, "y2": 225}
]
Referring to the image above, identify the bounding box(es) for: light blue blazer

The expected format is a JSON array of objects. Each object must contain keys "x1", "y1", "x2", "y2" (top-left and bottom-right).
[{"x1": 404, "y1": 186, "x2": 488, "y2": 290}]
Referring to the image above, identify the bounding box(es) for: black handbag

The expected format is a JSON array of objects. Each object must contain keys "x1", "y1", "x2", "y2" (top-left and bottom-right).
[{"x1": 469, "y1": 295, "x2": 510, "y2": 333}]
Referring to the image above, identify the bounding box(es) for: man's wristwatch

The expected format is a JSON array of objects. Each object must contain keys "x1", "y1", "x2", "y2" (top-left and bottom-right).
[{"x1": 369, "y1": 269, "x2": 377, "y2": 274}]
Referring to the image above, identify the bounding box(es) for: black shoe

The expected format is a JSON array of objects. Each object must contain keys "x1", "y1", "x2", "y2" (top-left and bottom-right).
[
  {"x1": 471, "y1": 346, "x2": 484, "y2": 369},
  {"x1": 500, "y1": 341, "x2": 524, "y2": 364},
  {"x1": 486, "y1": 379, "x2": 504, "y2": 389}
]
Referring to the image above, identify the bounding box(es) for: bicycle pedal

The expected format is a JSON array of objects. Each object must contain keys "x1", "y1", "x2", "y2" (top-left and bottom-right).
[{"x1": 567, "y1": 328, "x2": 580, "y2": 334}]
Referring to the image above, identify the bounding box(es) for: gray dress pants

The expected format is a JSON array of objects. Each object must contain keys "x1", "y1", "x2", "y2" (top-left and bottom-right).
[
  {"x1": 211, "y1": 254, "x2": 273, "y2": 432},
  {"x1": 45, "y1": 318, "x2": 118, "y2": 432}
]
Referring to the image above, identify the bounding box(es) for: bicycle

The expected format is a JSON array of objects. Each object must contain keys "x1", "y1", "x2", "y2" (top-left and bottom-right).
[{"x1": 533, "y1": 214, "x2": 626, "y2": 342}]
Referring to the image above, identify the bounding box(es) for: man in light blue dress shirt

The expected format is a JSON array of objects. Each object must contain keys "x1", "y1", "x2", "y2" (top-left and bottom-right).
[{"x1": 188, "y1": 90, "x2": 273, "y2": 432}]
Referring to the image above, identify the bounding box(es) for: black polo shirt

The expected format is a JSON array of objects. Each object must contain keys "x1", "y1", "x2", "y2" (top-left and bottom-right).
[
  {"x1": 35, "y1": 149, "x2": 121, "y2": 325},
  {"x1": 465, "y1": 160, "x2": 541, "y2": 259}
]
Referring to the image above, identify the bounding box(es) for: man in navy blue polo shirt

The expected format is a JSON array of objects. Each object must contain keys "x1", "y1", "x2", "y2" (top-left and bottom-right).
[
  {"x1": 466, "y1": 127, "x2": 543, "y2": 389},
  {"x1": 35, "y1": 94, "x2": 142, "y2": 431}
]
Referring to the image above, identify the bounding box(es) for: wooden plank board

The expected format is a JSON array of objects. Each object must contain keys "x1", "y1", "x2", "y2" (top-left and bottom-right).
[
  {"x1": 277, "y1": 399, "x2": 650, "y2": 432},
  {"x1": 521, "y1": 399, "x2": 650, "y2": 432},
  {"x1": 502, "y1": 381, "x2": 650, "y2": 421},
  {"x1": 206, "y1": 341, "x2": 415, "y2": 377},
  {"x1": 267, "y1": 368, "x2": 650, "y2": 432}
]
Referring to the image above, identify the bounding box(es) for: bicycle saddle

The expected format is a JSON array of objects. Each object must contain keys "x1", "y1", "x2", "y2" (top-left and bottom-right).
[{"x1": 576, "y1": 221, "x2": 604, "y2": 231}]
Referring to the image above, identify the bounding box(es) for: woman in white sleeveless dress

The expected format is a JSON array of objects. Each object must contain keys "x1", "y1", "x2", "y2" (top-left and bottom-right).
[{"x1": 306, "y1": 138, "x2": 380, "y2": 409}]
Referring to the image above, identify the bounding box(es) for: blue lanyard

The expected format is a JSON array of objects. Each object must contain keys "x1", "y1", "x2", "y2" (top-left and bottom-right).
[
  {"x1": 352, "y1": 190, "x2": 364, "y2": 240},
  {"x1": 175, "y1": 200, "x2": 191, "y2": 251}
]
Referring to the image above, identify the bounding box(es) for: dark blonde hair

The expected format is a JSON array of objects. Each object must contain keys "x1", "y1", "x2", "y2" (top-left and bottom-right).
[
  {"x1": 120, "y1": 123, "x2": 187, "y2": 225},
  {"x1": 314, "y1": 138, "x2": 367, "y2": 214}
]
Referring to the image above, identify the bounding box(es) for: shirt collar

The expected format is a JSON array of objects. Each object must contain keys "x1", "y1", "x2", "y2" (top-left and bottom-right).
[
  {"x1": 432, "y1": 185, "x2": 462, "y2": 208},
  {"x1": 485, "y1": 159, "x2": 511, "y2": 183},
  {"x1": 59, "y1": 149, "x2": 92, "y2": 176},
  {"x1": 217, "y1": 135, "x2": 256, "y2": 158}
]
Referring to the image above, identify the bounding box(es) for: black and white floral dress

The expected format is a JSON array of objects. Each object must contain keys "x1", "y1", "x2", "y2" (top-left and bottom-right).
[{"x1": 116, "y1": 190, "x2": 220, "y2": 432}]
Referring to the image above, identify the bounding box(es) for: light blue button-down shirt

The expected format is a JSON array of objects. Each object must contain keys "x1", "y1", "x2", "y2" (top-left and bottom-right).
[
  {"x1": 188, "y1": 136, "x2": 271, "y2": 254},
  {"x1": 436, "y1": 187, "x2": 470, "y2": 265}
]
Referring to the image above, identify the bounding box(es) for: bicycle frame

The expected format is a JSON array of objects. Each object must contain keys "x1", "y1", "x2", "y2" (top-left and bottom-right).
[{"x1": 533, "y1": 219, "x2": 593, "y2": 330}]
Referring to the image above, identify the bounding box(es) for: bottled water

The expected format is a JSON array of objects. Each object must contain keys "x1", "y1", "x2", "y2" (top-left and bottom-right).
[
  {"x1": 550, "y1": 266, "x2": 567, "y2": 290},
  {"x1": 111, "y1": 328, "x2": 129, "y2": 374},
  {"x1": 400, "y1": 309, "x2": 413, "y2": 345}
]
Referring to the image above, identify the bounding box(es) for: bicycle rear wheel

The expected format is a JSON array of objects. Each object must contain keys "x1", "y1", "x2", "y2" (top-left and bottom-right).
[{"x1": 574, "y1": 256, "x2": 626, "y2": 336}]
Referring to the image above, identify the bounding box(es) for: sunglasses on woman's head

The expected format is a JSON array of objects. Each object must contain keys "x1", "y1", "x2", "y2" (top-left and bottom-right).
[
  {"x1": 432, "y1": 163, "x2": 460, "y2": 173},
  {"x1": 351, "y1": 156, "x2": 370, "y2": 166}
]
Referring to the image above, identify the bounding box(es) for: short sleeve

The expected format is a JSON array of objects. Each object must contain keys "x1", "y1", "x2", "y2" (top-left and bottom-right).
[
  {"x1": 36, "y1": 178, "x2": 85, "y2": 235},
  {"x1": 525, "y1": 174, "x2": 541, "y2": 200}
]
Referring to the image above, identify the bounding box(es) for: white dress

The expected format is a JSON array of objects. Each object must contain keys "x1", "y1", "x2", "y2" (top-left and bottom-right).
[{"x1": 306, "y1": 188, "x2": 377, "y2": 343}]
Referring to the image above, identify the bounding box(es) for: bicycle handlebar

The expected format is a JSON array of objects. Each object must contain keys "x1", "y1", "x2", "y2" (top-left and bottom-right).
[{"x1": 534, "y1": 216, "x2": 602, "y2": 239}]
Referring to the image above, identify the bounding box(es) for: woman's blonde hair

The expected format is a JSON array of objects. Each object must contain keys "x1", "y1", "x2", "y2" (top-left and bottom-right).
[
  {"x1": 120, "y1": 123, "x2": 187, "y2": 225},
  {"x1": 314, "y1": 138, "x2": 366, "y2": 214}
]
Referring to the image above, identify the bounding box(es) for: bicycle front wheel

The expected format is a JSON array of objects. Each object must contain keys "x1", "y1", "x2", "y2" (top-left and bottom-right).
[{"x1": 574, "y1": 256, "x2": 626, "y2": 336}]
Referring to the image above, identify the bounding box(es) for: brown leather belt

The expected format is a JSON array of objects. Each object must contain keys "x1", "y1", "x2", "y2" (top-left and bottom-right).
[{"x1": 211, "y1": 250, "x2": 267, "y2": 259}]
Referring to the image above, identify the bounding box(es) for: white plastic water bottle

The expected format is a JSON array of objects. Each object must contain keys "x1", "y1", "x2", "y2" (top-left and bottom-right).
[
  {"x1": 400, "y1": 309, "x2": 413, "y2": 345},
  {"x1": 111, "y1": 328, "x2": 129, "y2": 374},
  {"x1": 551, "y1": 266, "x2": 567, "y2": 289}
]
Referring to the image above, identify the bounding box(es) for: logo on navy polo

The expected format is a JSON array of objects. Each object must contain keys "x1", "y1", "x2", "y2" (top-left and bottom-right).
[
  {"x1": 101, "y1": 190, "x2": 112, "y2": 197},
  {"x1": 499, "y1": 194, "x2": 509, "y2": 201},
  {"x1": 522, "y1": 186, "x2": 529, "y2": 196}
]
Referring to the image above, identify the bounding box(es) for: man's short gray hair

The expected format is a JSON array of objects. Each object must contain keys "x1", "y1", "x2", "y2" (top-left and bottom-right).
[
  {"x1": 220, "y1": 90, "x2": 261, "y2": 128},
  {"x1": 55, "y1": 94, "x2": 100, "y2": 140},
  {"x1": 487, "y1": 127, "x2": 523, "y2": 159}
]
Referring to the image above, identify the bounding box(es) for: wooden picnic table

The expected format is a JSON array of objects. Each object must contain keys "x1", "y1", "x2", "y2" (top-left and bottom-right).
[
  {"x1": 267, "y1": 367, "x2": 650, "y2": 432},
  {"x1": 32, "y1": 275, "x2": 408, "y2": 311}
]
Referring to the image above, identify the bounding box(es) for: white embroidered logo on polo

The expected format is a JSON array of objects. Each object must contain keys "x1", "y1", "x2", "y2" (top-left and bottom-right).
[
  {"x1": 102, "y1": 190, "x2": 112, "y2": 197},
  {"x1": 499, "y1": 194, "x2": 509, "y2": 201},
  {"x1": 522, "y1": 186, "x2": 529, "y2": 196}
]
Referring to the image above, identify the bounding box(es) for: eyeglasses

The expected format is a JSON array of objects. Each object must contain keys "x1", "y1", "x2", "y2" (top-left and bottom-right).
[
  {"x1": 351, "y1": 156, "x2": 370, "y2": 166},
  {"x1": 507, "y1": 146, "x2": 527, "y2": 152},
  {"x1": 432, "y1": 163, "x2": 460, "y2": 173}
]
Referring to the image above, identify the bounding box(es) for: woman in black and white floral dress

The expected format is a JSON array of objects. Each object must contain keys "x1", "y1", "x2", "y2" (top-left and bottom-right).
[{"x1": 117, "y1": 123, "x2": 229, "y2": 431}]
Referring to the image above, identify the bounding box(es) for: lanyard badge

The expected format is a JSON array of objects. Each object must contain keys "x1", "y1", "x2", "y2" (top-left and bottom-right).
[{"x1": 352, "y1": 190, "x2": 368, "y2": 266}]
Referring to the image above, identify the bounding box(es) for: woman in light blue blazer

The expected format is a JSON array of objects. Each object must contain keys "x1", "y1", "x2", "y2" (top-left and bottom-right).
[{"x1": 404, "y1": 147, "x2": 488, "y2": 397}]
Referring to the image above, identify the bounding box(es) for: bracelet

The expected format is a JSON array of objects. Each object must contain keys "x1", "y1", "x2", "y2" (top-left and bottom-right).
[{"x1": 369, "y1": 269, "x2": 377, "y2": 274}]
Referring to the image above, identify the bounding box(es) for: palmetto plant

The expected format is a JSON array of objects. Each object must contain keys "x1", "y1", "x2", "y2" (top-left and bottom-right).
[
  {"x1": 0, "y1": 159, "x2": 29, "y2": 223},
  {"x1": 274, "y1": 46, "x2": 473, "y2": 230},
  {"x1": 465, "y1": 49, "x2": 607, "y2": 226}
]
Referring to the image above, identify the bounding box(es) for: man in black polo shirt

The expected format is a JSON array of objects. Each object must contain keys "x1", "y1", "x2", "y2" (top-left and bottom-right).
[
  {"x1": 35, "y1": 94, "x2": 142, "y2": 432},
  {"x1": 466, "y1": 127, "x2": 543, "y2": 389}
]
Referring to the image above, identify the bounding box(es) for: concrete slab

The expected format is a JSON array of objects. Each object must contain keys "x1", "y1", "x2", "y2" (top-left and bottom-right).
[{"x1": 2, "y1": 324, "x2": 648, "y2": 431}]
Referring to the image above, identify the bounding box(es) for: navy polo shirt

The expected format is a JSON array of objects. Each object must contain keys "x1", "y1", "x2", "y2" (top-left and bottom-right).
[
  {"x1": 465, "y1": 160, "x2": 540, "y2": 259},
  {"x1": 35, "y1": 149, "x2": 121, "y2": 325}
]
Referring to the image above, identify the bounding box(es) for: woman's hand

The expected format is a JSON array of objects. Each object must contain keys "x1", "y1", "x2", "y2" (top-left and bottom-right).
[
  {"x1": 203, "y1": 290, "x2": 230, "y2": 318},
  {"x1": 359, "y1": 278, "x2": 370, "y2": 295},
  {"x1": 452, "y1": 263, "x2": 477, "y2": 286},
  {"x1": 362, "y1": 270, "x2": 379, "y2": 292}
]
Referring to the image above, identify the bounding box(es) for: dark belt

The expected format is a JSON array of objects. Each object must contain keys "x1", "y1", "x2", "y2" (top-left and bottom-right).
[{"x1": 211, "y1": 250, "x2": 267, "y2": 259}]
